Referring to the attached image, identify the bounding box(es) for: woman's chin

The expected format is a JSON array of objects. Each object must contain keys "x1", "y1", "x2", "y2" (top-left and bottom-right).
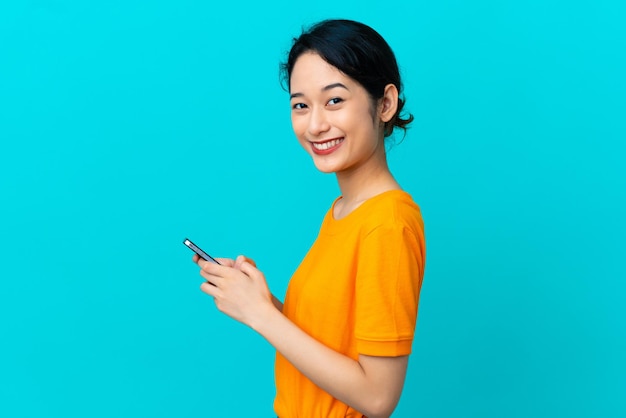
[{"x1": 311, "y1": 158, "x2": 340, "y2": 174}]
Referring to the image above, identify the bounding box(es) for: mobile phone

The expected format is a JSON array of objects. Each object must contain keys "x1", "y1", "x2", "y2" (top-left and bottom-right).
[{"x1": 183, "y1": 238, "x2": 221, "y2": 264}]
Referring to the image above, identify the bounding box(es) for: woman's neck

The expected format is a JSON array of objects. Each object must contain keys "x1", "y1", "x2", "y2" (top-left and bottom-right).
[{"x1": 333, "y1": 152, "x2": 401, "y2": 220}]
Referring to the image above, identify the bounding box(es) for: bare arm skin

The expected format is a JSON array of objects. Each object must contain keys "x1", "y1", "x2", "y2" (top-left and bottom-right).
[
  {"x1": 271, "y1": 294, "x2": 284, "y2": 312},
  {"x1": 194, "y1": 255, "x2": 407, "y2": 417}
]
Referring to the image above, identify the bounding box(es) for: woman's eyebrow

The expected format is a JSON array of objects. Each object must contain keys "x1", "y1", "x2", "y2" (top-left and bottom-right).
[
  {"x1": 322, "y1": 82, "x2": 349, "y2": 92},
  {"x1": 290, "y1": 82, "x2": 349, "y2": 100}
]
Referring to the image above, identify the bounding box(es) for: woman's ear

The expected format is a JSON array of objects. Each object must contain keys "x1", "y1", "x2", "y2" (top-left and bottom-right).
[{"x1": 379, "y1": 83, "x2": 399, "y2": 123}]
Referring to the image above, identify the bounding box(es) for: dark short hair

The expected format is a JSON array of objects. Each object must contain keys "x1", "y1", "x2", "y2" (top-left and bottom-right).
[{"x1": 280, "y1": 19, "x2": 413, "y2": 137}]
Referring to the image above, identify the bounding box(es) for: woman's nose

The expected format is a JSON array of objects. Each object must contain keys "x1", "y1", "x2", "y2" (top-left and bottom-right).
[{"x1": 307, "y1": 107, "x2": 330, "y2": 137}]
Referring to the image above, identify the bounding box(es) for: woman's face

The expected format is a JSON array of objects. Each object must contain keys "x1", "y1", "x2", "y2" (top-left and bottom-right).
[{"x1": 289, "y1": 52, "x2": 386, "y2": 174}]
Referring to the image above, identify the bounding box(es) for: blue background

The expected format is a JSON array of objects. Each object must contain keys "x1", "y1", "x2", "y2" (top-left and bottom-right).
[{"x1": 1, "y1": 1, "x2": 624, "y2": 416}]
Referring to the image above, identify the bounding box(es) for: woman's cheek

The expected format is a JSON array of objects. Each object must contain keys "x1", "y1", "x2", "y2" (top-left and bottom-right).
[{"x1": 291, "y1": 119, "x2": 309, "y2": 147}]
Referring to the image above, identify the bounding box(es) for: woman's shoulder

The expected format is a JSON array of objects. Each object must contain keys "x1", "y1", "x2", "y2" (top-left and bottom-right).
[
  {"x1": 356, "y1": 190, "x2": 424, "y2": 232},
  {"x1": 321, "y1": 190, "x2": 423, "y2": 237}
]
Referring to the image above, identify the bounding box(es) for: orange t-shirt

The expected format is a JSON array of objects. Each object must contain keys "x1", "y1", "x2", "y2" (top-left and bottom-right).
[{"x1": 274, "y1": 190, "x2": 426, "y2": 417}]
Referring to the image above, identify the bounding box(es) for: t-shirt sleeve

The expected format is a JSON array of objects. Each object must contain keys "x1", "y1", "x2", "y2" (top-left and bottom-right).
[{"x1": 354, "y1": 222, "x2": 425, "y2": 357}]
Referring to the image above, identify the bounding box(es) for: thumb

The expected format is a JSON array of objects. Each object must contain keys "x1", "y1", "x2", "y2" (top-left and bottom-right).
[
  {"x1": 234, "y1": 254, "x2": 247, "y2": 270},
  {"x1": 239, "y1": 260, "x2": 259, "y2": 279}
]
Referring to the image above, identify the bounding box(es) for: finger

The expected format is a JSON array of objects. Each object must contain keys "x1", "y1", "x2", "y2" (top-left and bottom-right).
[
  {"x1": 196, "y1": 257, "x2": 224, "y2": 274},
  {"x1": 244, "y1": 257, "x2": 257, "y2": 268},
  {"x1": 192, "y1": 254, "x2": 200, "y2": 263},
  {"x1": 235, "y1": 255, "x2": 257, "y2": 269},
  {"x1": 200, "y1": 281, "x2": 221, "y2": 296},
  {"x1": 215, "y1": 257, "x2": 235, "y2": 267},
  {"x1": 199, "y1": 269, "x2": 223, "y2": 287},
  {"x1": 239, "y1": 260, "x2": 259, "y2": 278},
  {"x1": 233, "y1": 255, "x2": 246, "y2": 270}
]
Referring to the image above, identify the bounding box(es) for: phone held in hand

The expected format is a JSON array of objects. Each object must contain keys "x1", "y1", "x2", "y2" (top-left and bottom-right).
[{"x1": 183, "y1": 238, "x2": 221, "y2": 265}]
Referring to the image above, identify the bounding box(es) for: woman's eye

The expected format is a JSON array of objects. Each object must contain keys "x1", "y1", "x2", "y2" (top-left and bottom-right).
[
  {"x1": 327, "y1": 97, "x2": 343, "y2": 105},
  {"x1": 292, "y1": 103, "x2": 307, "y2": 110}
]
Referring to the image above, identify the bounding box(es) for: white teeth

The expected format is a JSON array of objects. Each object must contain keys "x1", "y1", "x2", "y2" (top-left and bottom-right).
[{"x1": 312, "y1": 139, "x2": 343, "y2": 150}]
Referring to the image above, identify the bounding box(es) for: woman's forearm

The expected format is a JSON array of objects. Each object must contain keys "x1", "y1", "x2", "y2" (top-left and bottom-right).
[
  {"x1": 250, "y1": 305, "x2": 405, "y2": 418},
  {"x1": 271, "y1": 294, "x2": 283, "y2": 312},
  {"x1": 196, "y1": 259, "x2": 405, "y2": 416}
]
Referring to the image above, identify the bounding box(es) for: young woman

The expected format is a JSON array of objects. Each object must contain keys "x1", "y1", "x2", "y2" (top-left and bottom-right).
[{"x1": 192, "y1": 19, "x2": 426, "y2": 418}]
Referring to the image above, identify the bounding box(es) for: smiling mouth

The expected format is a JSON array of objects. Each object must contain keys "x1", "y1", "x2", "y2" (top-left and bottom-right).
[{"x1": 311, "y1": 138, "x2": 344, "y2": 151}]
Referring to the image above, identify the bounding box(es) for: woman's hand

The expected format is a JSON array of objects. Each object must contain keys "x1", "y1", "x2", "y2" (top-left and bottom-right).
[
  {"x1": 191, "y1": 255, "x2": 404, "y2": 415},
  {"x1": 193, "y1": 255, "x2": 275, "y2": 327},
  {"x1": 192, "y1": 254, "x2": 236, "y2": 267}
]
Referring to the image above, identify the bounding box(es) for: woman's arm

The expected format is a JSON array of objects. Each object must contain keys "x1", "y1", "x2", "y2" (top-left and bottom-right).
[
  {"x1": 271, "y1": 294, "x2": 284, "y2": 312},
  {"x1": 195, "y1": 256, "x2": 407, "y2": 417},
  {"x1": 252, "y1": 302, "x2": 407, "y2": 417}
]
